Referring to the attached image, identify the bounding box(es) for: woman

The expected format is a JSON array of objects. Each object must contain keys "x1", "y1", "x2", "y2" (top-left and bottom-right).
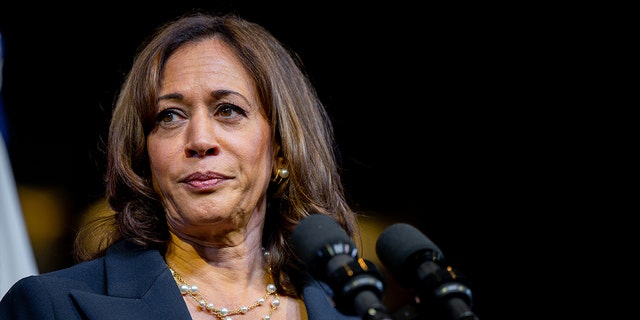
[{"x1": 0, "y1": 12, "x2": 364, "y2": 320}]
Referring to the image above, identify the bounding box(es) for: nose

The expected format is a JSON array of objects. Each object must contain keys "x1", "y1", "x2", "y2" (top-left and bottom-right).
[{"x1": 184, "y1": 115, "x2": 219, "y2": 158}]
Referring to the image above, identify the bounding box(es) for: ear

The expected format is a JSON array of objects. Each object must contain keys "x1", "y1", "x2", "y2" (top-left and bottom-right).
[
  {"x1": 272, "y1": 143, "x2": 284, "y2": 173},
  {"x1": 273, "y1": 143, "x2": 283, "y2": 158}
]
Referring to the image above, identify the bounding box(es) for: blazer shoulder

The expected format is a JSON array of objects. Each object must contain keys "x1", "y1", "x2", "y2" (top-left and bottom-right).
[{"x1": 301, "y1": 275, "x2": 361, "y2": 320}]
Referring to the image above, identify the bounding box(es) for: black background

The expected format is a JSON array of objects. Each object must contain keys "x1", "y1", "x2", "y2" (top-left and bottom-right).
[{"x1": 0, "y1": 2, "x2": 553, "y2": 318}]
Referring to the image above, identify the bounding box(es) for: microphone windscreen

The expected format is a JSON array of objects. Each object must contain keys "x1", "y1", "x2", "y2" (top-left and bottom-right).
[
  {"x1": 291, "y1": 214, "x2": 355, "y2": 266},
  {"x1": 375, "y1": 223, "x2": 443, "y2": 278}
]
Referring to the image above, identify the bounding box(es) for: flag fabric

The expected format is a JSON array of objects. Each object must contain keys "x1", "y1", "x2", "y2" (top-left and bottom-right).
[{"x1": 0, "y1": 31, "x2": 39, "y2": 297}]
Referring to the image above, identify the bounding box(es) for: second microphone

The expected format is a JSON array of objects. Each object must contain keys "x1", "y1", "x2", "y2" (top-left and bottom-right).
[{"x1": 291, "y1": 214, "x2": 392, "y2": 320}]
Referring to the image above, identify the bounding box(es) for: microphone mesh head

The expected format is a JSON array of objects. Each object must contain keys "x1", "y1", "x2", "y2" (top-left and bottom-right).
[
  {"x1": 291, "y1": 214, "x2": 355, "y2": 267},
  {"x1": 375, "y1": 223, "x2": 443, "y2": 280}
]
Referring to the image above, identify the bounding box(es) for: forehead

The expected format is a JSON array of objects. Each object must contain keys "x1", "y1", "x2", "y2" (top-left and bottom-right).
[
  {"x1": 163, "y1": 40, "x2": 252, "y2": 88},
  {"x1": 164, "y1": 38, "x2": 246, "y2": 78},
  {"x1": 160, "y1": 39, "x2": 263, "y2": 113}
]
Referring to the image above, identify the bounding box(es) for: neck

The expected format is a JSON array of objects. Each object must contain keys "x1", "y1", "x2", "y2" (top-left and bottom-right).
[{"x1": 166, "y1": 237, "x2": 268, "y2": 286}]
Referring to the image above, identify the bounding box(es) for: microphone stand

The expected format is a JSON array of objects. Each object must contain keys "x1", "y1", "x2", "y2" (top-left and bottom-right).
[
  {"x1": 399, "y1": 259, "x2": 479, "y2": 320},
  {"x1": 325, "y1": 257, "x2": 394, "y2": 320}
]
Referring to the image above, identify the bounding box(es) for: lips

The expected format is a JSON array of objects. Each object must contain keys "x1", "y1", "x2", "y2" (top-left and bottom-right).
[
  {"x1": 180, "y1": 171, "x2": 228, "y2": 191},
  {"x1": 182, "y1": 171, "x2": 227, "y2": 182}
]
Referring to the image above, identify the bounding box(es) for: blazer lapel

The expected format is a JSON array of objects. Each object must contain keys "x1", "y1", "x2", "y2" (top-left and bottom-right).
[{"x1": 71, "y1": 240, "x2": 191, "y2": 320}]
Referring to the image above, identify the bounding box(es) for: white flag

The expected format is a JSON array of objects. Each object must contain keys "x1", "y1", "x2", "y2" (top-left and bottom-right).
[
  {"x1": 0, "y1": 32, "x2": 39, "y2": 297},
  {"x1": 0, "y1": 135, "x2": 39, "y2": 296}
]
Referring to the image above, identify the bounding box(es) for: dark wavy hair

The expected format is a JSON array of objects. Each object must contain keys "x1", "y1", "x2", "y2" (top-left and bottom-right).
[{"x1": 74, "y1": 12, "x2": 361, "y2": 297}]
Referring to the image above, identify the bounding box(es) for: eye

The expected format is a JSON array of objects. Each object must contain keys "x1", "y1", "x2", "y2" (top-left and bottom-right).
[
  {"x1": 156, "y1": 109, "x2": 185, "y2": 124},
  {"x1": 216, "y1": 103, "x2": 247, "y2": 119}
]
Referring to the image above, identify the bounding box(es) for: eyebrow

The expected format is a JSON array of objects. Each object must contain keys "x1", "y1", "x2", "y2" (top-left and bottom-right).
[
  {"x1": 211, "y1": 89, "x2": 241, "y2": 100},
  {"x1": 158, "y1": 93, "x2": 183, "y2": 101},
  {"x1": 157, "y1": 90, "x2": 240, "y2": 102}
]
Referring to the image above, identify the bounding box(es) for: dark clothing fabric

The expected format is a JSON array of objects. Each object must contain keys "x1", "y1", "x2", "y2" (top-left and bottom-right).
[{"x1": 0, "y1": 239, "x2": 360, "y2": 320}]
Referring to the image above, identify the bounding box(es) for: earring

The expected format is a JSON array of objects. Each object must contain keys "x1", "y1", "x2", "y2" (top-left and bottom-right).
[{"x1": 272, "y1": 168, "x2": 289, "y2": 184}]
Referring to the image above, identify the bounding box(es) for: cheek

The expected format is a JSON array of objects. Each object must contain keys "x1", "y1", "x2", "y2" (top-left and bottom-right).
[
  {"x1": 236, "y1": 130, "x2": 273, "y2": 180},
  {"x1": 249, "y1": 131, "x2": 273, "y2": 167},
  {"x1": 147, "y1": 138, "x2": 175, "y2": 177}
]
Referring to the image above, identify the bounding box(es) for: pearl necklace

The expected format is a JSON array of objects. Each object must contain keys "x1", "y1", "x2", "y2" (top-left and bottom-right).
[{"x1": 167, "y1": 252, "x2": 280, "y2": 320}]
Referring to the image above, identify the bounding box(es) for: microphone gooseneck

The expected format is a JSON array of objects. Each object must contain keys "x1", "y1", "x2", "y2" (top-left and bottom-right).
[{"x1": 291, "y1": 214, "x2": 392, "y2": 320}]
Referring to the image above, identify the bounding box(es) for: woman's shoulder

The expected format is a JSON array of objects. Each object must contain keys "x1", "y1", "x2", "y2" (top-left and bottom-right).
[
  {"x1": 2, "y1": 239, "x2": 163, "y2": 299},
  {"x1": 7, "y1": 252, "x2": 107, "y2": 295},
  {"x1": 7, "y1": 239, "x2": 155, "y2": 293},
  {"x1": 0, "y1": 240, "x2": 177, "y2": 320},
  {"x1": 0, "y1": 257, "x2": 107, "y2": 319}
]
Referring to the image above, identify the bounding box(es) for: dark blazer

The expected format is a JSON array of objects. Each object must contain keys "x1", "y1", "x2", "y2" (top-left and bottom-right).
[{"x1": 0, "y1": 239, "x2": 361, "y2": 320}]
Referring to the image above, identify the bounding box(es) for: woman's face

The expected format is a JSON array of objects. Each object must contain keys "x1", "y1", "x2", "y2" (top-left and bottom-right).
[{"x1": 147, "y1": 38, "x2": 273, "y2": 243}]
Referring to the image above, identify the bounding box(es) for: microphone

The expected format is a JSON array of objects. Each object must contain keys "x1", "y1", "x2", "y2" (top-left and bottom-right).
[
  {"x1": 291, "y1": 214, "x2": 392, "y2": 320},
  {"x1": 376, "y1": 223, "x2": 478, "y2": 320}
]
